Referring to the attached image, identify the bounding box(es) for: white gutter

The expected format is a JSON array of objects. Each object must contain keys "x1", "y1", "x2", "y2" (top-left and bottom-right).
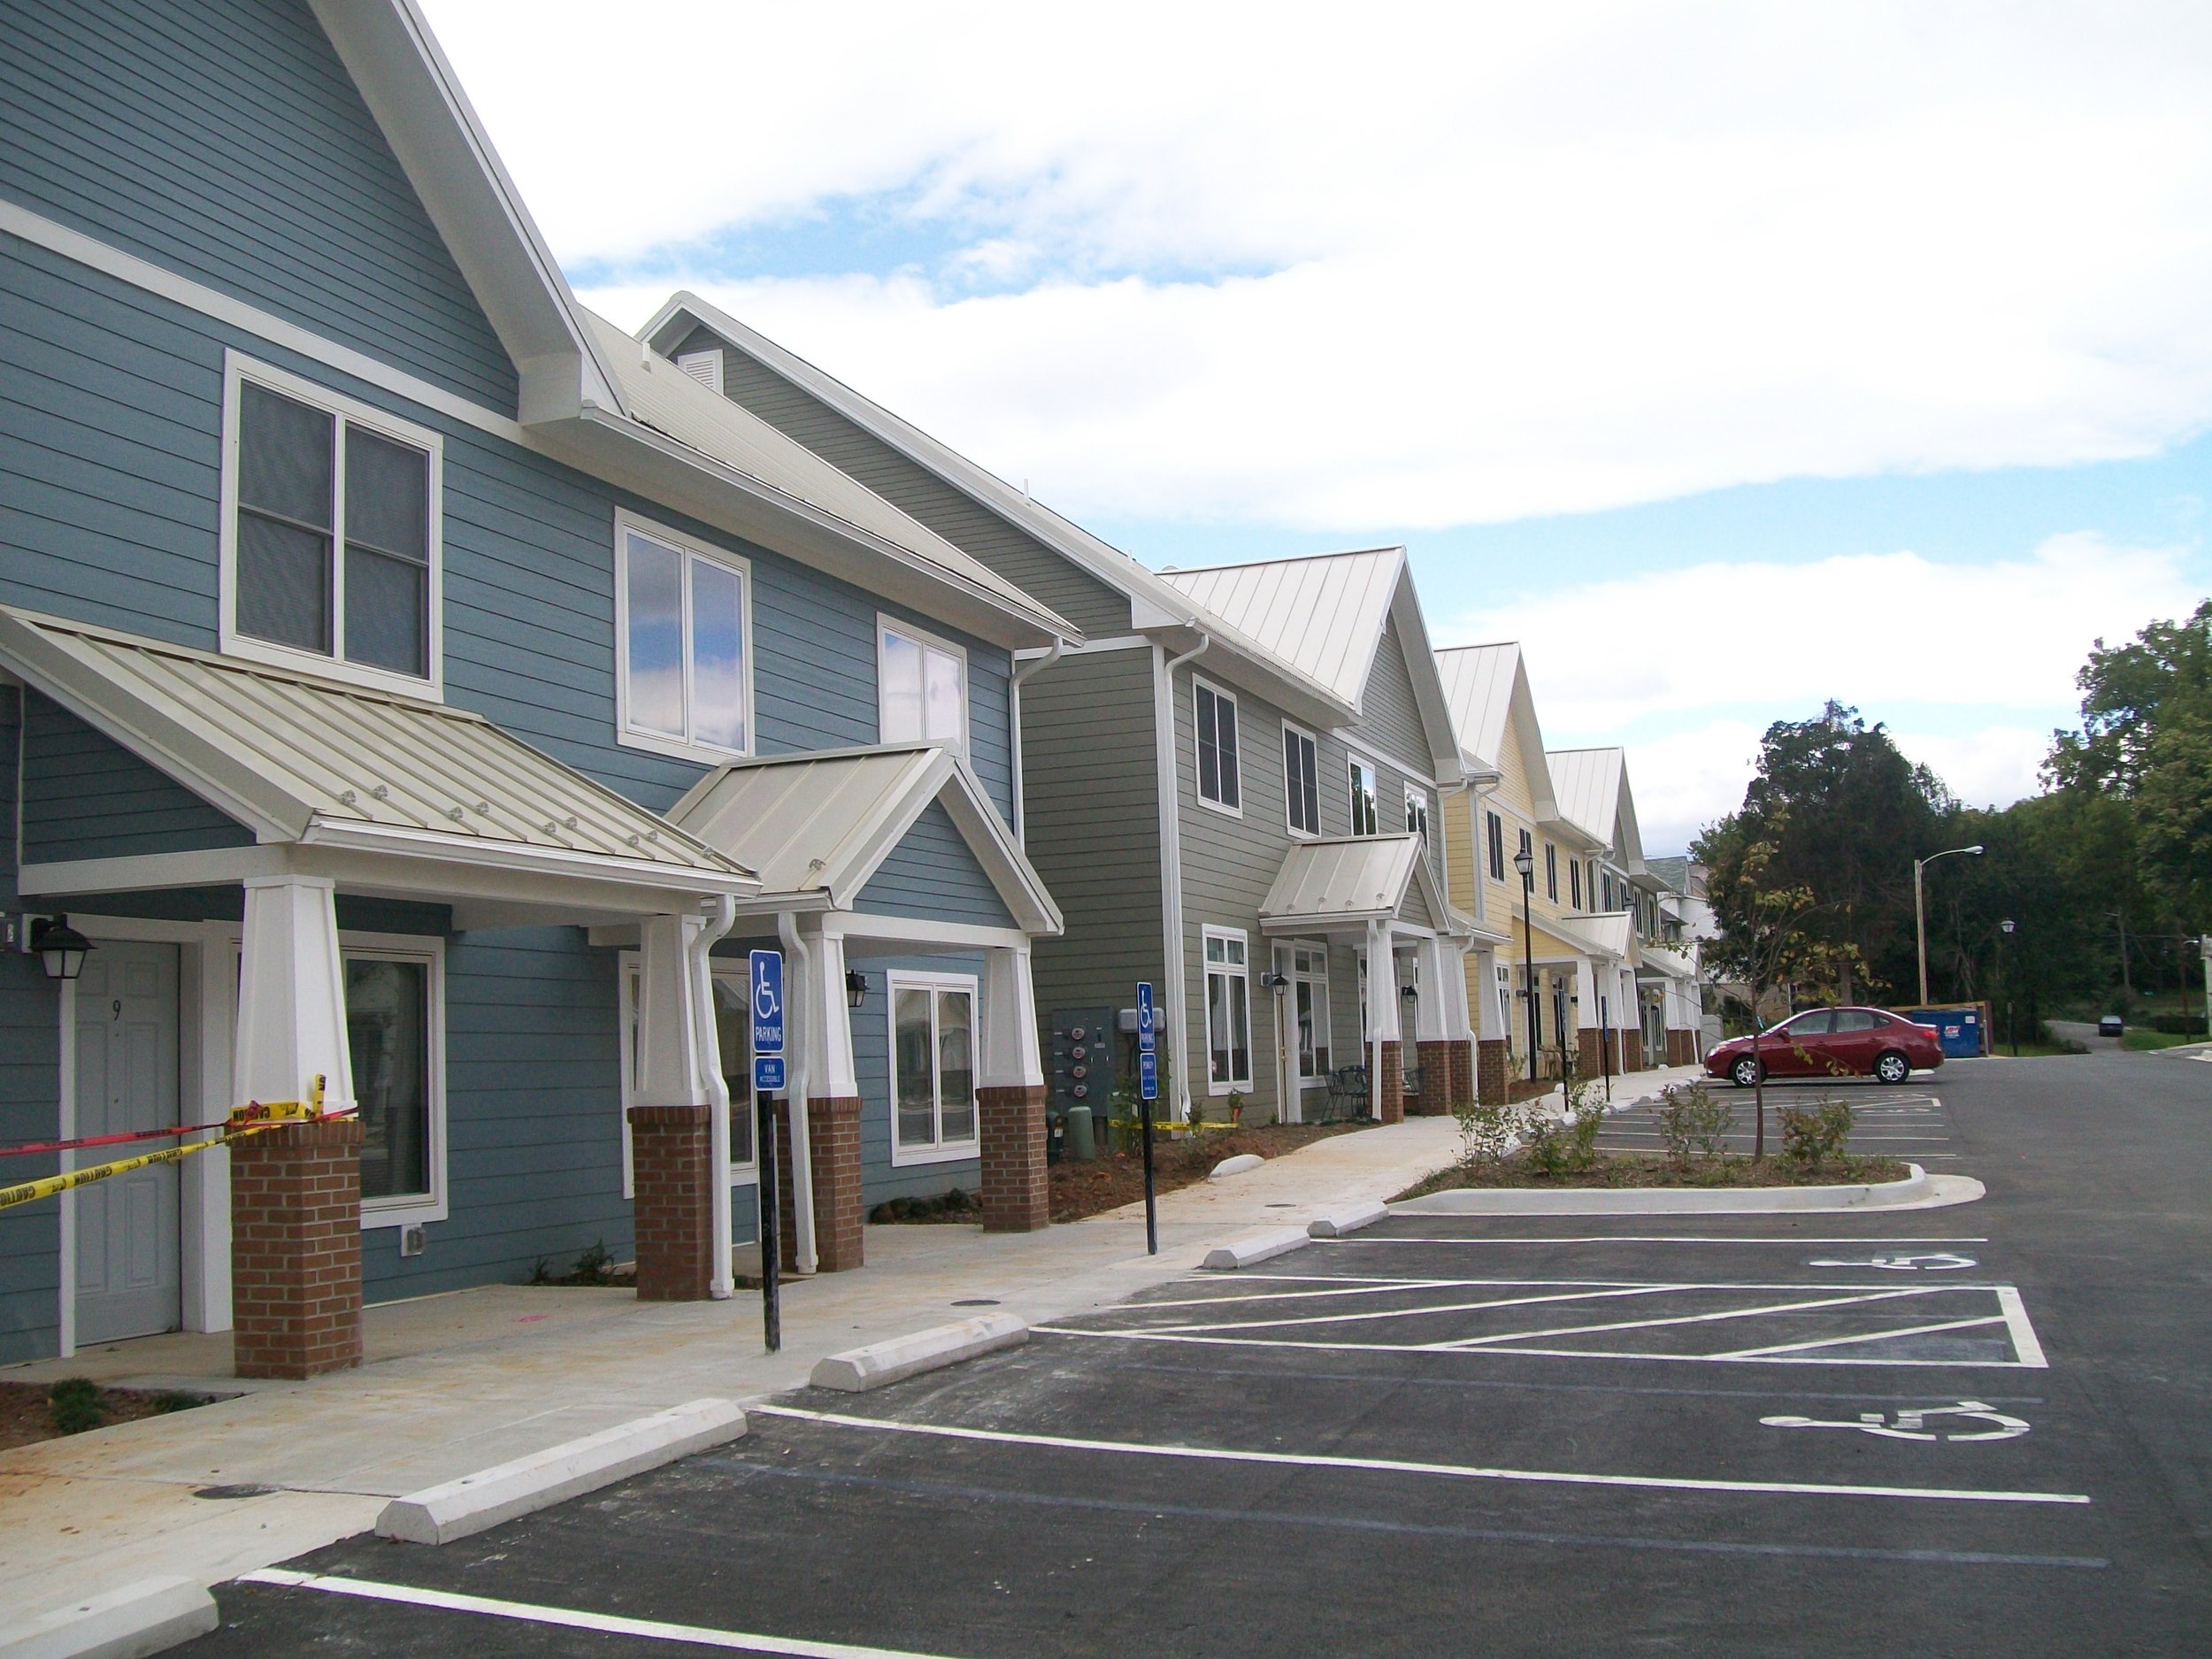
[
  {"x1": 1153, "y1": 631, "x2": 1210, "y2": 1121},
  {"x1": 777, "y1": 911, "x2": 819, "y2": 1275},
  {"x1": 1008, "y1": 637, "x2": 1065, "y2": 848},
  {"x1": 687, "y1": 893, "x2": 738, "y2": 1300}
]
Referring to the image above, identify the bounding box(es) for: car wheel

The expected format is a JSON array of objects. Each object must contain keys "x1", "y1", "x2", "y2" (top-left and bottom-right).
[
  {"x1": 1730, "y1": 1055, "x2": 1761, "y2": 1088},
  {"x1": 1874, "y1": 1050, "x2": 1910, "y2": 1085}
]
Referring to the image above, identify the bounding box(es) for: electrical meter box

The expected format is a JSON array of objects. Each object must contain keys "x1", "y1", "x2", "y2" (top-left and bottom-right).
[{"x1": 1049, "y1": 1007, "x2": 1116, "y2": 1124}]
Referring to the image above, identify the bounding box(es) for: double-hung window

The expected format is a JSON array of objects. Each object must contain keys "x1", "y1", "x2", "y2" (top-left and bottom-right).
[
  {"x1": 1194, "y1": 679, "x2": 1240, "y2": 811},
  {"x1": 343, "y1": 936, "x2": 444, "y2": 1227},
  {"x1": 1570, "y1": 858, "x2": 1583, "y2": 910},
  {"x1": 1545, "y1": 841, "x2": 1558, "y2": 902},
  {"x1": 879, "y1": 618, "x2": 967, "y2": 749},
  {"x1": 890, "y1": 974, "x2": 978, "y2": 1163},
  {"x1": 1486, "y1": 810, "x2": 1505, "y2": 880},
  {"x1": 223, "y1": 356, "x2": 441, "y2": 694},
  {"x1": 1348, "y1": 757, "x2": 1379, "y2": 836},
  {"x1": 1292, "y1": 942, "x2": 1331, "y2": 1082},
  {"x1": 618, "y1": 513, "x2": 750, "y2": 760},
  {"x1": 1283, "y1": 724, "x2": 1320, "y2": 836},
  {"x1": 1203, "y1": 928, "x2": 1252, "y2": 1091},
  {"x1": 1405, "y1": 784, "x2": 1430, "y2": 844}
]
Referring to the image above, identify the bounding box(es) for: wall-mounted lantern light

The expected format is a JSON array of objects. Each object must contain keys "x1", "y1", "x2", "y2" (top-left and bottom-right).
[
  {"x1": 32, "y1": 914, "x2": 93, "y2": 982},
  {"x1": 845, "y1": 969, "x2": 869, "y2": 1010}
]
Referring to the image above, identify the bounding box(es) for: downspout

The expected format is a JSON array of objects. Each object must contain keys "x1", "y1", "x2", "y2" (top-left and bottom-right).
[
  {"x1": 1008, "y1": 637, "x2": 1065, "y2": 849},
  {"x1": 777, "y1": 912, "x2": 819, "y2": 1275},
  {"x1": 1154, "y1": 631, "x2": 1210, "y2": 1122},
  {"x1": 687, "y1": 893, "x2": 738, "y2": 1300}
]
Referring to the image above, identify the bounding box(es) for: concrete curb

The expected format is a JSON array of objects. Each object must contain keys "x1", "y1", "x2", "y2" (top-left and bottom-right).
[
  {"x1": 375, "y1": 1398, "x2": 746, "y2": 1545},
  {"x1": 1201, "y1": 1226, "x2": 1311, "y2": 1270},
  {"x1": 1209, "y1": 1153, "x2": 1264, "y2": 1179},
  {"x1": 1308, "y1": 1201, "x2": 1390, "y2": 1238},
  {"x1": 810, "y1": 1312, "x2": 1027, "y2": 1392},
  {"x1": 1391, "y1": 1163, "x2": 1987, "y2": 1217},
  {"x1": 1, "y1": 1576, "x2": 218, "y2": 1659}
]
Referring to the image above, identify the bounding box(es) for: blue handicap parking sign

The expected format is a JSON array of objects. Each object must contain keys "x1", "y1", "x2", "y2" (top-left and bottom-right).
[
  {"x1": 1137, "y1": 982, "x2": 1155, "y2": 1053},
  {"x1": 1139, "y1": 1048, "x2": 1158, "y2": 1102},
  {"x1": 750, "y1": 949, "x2": 784, "y2": 1055},
  {"x1": 753, "y1": 1054, "x2": 785, "y2": 1094}
]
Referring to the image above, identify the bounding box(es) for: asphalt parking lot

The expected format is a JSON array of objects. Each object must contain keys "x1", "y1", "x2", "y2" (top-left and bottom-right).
[
  {"x1": 183, "y1": 1054, "x2": 2210, "y2": 1656},
  {"x1": 1596, "y1": 1079, "x2": 1959, "y2": 1164}
]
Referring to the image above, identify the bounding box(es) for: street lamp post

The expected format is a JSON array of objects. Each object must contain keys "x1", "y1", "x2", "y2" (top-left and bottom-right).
[
  {"x1": 2001, "y1": 918, "x2": 2016, "y2": 1057},
  {"x1": 1914, "y1": 844, "x2": 1984, "y2": 1007},
  {"x1": 1513, "y1": 845, "x2": 1539, "y2": 1083}
]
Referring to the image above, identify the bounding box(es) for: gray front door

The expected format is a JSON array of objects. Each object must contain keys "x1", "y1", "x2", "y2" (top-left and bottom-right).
[{"x1": 73, "y1": 941, "x2": 181, "y2": 1345}]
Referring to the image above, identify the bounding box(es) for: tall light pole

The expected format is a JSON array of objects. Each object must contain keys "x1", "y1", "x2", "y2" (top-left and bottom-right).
[
  {"x1": 1915, "y1": 844, "x2": 1983, "y2": 1006},
  {"x1": 1513, "y1": 844, "x2": 1539, "y2": 1082},
  {"x1": 2001, "y1": 918, "x2": 2016, "y2": 1057}
]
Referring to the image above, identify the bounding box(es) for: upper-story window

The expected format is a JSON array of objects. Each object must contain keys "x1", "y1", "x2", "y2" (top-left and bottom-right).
[
  {"x1": 222, "y1": 355, "x2": 442, "y2": 695},
  {"x1": 1486, "y1": 810, "x2": 1505, "y2": 880},
  {"x1": 1283, "y1": 723, "x2": 1320, "y2": 836},
  {"x1": 1570, "y1": 857, "x2": 1583, "y2": 910},
  {"x1": 1348, "y1": 757, "x2": 1379, "y2": 836},
  {"x1": 1601, "y1": 870, "x2": 1617, "y2": 910},
  {"x1": 1194, "y1": 679, "x2": 1240, "y2": 812},
  {"x1": 1405, "y1": 784, "x2": 1431, "y2": 845},
  {"x1": 617, "y1": 512, "x2": 750, "y2": 761},
  {"x1": 879, "y1": 618, "x2": 967, "y2": 749}
]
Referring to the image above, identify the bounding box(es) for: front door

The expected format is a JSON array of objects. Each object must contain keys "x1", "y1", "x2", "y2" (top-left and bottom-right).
[{"x1": 73, "y1": 940, "x2": 181, "y2": 1345}]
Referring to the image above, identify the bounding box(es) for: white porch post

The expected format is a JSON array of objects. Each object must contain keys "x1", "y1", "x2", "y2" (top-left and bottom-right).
[
  {"x1": 1413, "y1": 937, "x2": 1449, "y2": 1041},
  {"x1": 234, "y1": 875, "x2": 354, "y2": 1112},
  {"x1": 979, "y1": 944, "x2": 1051, "y2": 1230},
  {"x1": 806, "y1": 927, "x2": 860, "y2": 1099},
  {"x1": 1439, "y1": 944, "x2": 1475, "y2": 1042},
  {"x1": 1365, "y1": 919, "x2": 1400, "y2": 1120},
  {"x1": 979, "y1": 945, "x2": 1045, "y2": 1088}
]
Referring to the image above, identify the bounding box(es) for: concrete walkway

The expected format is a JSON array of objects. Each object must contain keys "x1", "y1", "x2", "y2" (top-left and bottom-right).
[{"x1": 1, "y1": 1108, "x2": 1481, "y2": 1621}]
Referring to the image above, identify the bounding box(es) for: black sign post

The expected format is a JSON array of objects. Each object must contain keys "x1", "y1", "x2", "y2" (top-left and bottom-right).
[
  {"x1": 1137, "y1": 982, "x2": 1158, "y2": 1256},
  {"x1": 757, "y1": 1088, "x2": 780, "y2": 1354}
]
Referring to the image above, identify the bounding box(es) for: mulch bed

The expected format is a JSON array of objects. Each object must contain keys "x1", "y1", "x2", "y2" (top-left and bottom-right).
[
  {"x1": 1048, "y1": 1120, "x2": 1370, "y2": 1224},
  {"x1": 0, "y1": 1379, "x2": 211, "y2": 1451},
  {"x1": 1395, "y1": 1151, "x2": 1910, "y2": 1201}
]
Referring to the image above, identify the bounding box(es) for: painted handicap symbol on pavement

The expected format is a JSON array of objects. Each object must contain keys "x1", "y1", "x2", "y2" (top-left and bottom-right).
[
  {"x1": 1804, "y1": 1251, "x2": 1978, "y2": 1271},
  {"x1": 1762, "y1": 1400, "x2": 2030, "y2": 1442}
]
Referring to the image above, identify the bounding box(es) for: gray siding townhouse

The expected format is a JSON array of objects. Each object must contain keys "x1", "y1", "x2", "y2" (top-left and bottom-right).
[
  {"x1": 0, "y1": 0, "x2": 1071, "y2": 1367},
  {"x1": 637, "y1": 299, "x2": 1479, "y2": 1130}
]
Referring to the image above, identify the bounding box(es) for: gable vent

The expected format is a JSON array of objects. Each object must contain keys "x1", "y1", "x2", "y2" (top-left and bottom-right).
[{"x1": 676, "y1": 349, "x2": 725, "y2": 395}]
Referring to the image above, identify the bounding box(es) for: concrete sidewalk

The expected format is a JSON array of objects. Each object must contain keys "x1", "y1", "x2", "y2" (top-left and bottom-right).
[{"x1": 1, "y1": 1109, "x2": 1479, "y2": 1622}]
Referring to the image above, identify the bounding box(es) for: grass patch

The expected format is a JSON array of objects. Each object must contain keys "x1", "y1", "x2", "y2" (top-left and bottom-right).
[
  {"x1": 2123, "y1": 1028, "x2": 2206, "y2": 1052},
  {"x1": 1395, "y1": 1148, "x2": 1911, "y2": 1201}
]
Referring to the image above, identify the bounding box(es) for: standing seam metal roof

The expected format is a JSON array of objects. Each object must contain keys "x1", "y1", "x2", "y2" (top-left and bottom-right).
[{"x1": 1159, "y1": 549, "x2": 1403, "y2": 709}]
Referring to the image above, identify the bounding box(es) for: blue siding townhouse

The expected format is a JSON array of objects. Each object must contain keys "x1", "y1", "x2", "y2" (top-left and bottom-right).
[{"x1": 0, "y1": 0, "x2": 1071, "y2": 1364}]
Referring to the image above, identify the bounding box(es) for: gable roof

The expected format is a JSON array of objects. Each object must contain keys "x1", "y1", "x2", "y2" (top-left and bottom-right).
[
  {"x1": 1548, "y1": 746, "x2": 1649, "y2": 876},
  {"x1": 666, "y1": 743, "x2": 1061, "y2": 935},
  {"x1": 1433, "y1": 642, "x2": 1564, "y2": 824},
  {"x1": 1160, "y1": 549, "x2": 1463, "y2": 781},
  {"x1": 0, "y1": 607, "x2": 752, "y2": 898},
  {"x1": 637, "y1": 293, "x2": 1352, "y2": 724}
]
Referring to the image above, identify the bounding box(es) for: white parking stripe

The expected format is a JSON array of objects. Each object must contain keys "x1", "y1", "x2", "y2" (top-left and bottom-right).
[
  {"x1": 1423, "y1": 1286, "x2": 1945, "y2": 1352},
  {"x1": 240, "y1": 1569, "x2": 964, "y2": 1657},
  {"x1": 1715, "y1": 1315, "x2": 2011, "y2": 1360},
  {"x1": 1134, "y1": 1283, "x2": 1693, "y2": 1337},
  {"x1": 753, "y1": 1405, "x2": 2089, "y2": 1506},
  {"x1": 1316, "y1": 1237, "x2": 1991, "y2": 1248},
  {"x1": 1033, "y1": 1325, "x2": 2044, "y2": 1368}
]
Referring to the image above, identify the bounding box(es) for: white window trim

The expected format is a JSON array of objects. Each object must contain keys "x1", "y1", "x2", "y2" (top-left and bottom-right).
[
  {"x1": 219, "y1": 351, "x2": 445, "y2": 700},
  {"x1": 1348, "y1": 751, "x2": 1381, "y2": 838},
  {"x1": 1290, "y1": 939, "x2": 1332, "y2": 1085},
  {"x1": 1404, "y1": 781, "x2": 1431, "y2": 844},
  {"x1": 1192, "y1": 675, "x2": 1242, "y2": 818},
  {"x1": 345, "y1": 931, "x2": 448, "y2": 1231},
  {"x1": 1282, "y1": 720, "x2": 1319, "y2": 839},
  {"x1": 887, "y1": 968, "x2": 982, "y2": 1167},
  {"x1": 1202, "y1": 924, "x2": 1254, "y2": 1094},
  {"x1": 876, "y1": 613, "x2": 971, "y2": 754},
  {"x1": 617, "y1": 954, "x2": 761, "y2": 1201},
  {"x1": 614, "y1": 509, "x2": 757, "y2": 765}
]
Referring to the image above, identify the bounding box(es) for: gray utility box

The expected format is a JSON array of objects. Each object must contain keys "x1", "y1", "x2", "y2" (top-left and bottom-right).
[{"x1": 1049, "y1": 1007, "x2": 1116, "y2": 1125}]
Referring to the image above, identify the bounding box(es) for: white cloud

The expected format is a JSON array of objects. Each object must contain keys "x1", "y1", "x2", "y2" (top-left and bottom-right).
[
  {"x1": 426, "y1": 0, "x2": 2212, "y2": 528},
  {"x1": 1617, "y1": 719, "x2": 1767, "y2": 855},
  {"x1": 1890, "y1": 727, "x2": 2053, "y2": 814}
]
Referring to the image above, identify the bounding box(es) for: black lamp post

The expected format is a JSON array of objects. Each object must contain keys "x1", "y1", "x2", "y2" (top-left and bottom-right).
[
  {"x1": 2000, "y1": 919, "x2": 2016, "y2": 1056},
  {"x1": 1513, "y1": 845, "x2": 1538, "y2": 1082},
  {"x1": 31, "y1": 914, "x2": 92, "y2": 982}
]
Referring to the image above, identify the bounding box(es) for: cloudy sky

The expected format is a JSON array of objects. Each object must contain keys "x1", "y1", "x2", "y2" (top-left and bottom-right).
[{"x1": 424, "y1": 0, "x2": 2212, "y2": 851}]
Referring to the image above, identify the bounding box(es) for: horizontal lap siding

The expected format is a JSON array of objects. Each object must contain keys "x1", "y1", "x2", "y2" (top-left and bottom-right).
[
  {"x1": 856, "y1": 801, "x2": 1016, "y2": 926},
  {"x1": 1355, "y1": 621, "x2": 1449, "y2": 897},
  {"x1": 0, "y1": 0, "x2": 517, "y2": 411},
  {"x1": 20, "y1": 691, "x2": 254, "y2": 862},
  {"x1": 0, "y1": 690, "x2": 63, "y2": 1363},
  {"x1": 1021, "y1": 649, "x2": 1162, "y2": 1053},
  {"x1": 677, "y1": 332, "x2": 1133, "y2": 641}
]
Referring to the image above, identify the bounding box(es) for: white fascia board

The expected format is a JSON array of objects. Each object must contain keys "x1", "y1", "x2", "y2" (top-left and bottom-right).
[
  {"x1": 825, "y1": 912, "x2": 1033, "y2": 951},
  {"x1": 932, "y1": 762, "x2": 1064, "y2": 936},
  {"x1": 311, "y1": 0, "x2": 621, "y2": 418},
  {"x1": 538, "y1": 410, "x2": 1066, "y2": 651},
  {"x1": 1260, "y1": 907, "x2": 1395, "y2": 933},
  {"x1": 19, "y1": 847, "x2": 290, "y2": 896},
  {"x1": 296, "y1": 817, "x2": 757, "y2": 896}
]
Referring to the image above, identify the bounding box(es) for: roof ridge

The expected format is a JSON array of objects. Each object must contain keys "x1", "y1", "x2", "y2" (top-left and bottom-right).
[{"x1": 1159, "y1": 544, "x2": 1403, "y2": 577}]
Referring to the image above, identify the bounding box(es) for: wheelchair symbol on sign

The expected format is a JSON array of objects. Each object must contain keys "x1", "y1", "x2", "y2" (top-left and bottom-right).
[
  {"x1": 754, "y1": 965, "x2": 780, "y2": 1024},
  {"x1": 1762, "y1": 1400, "x2": 2030, "y2": 1442},
  {"x1": 1804, "y1": 1252, "x2": 1978, "y2": 1271}
]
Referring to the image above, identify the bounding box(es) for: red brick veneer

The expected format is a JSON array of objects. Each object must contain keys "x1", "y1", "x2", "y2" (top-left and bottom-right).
[
  {"x1": 1366, "y1": 1041, "x2": 1404, "y2": 1124},
  {"x1": 231, "y1": 1118, "x2": 364, "y2": 1379},
  {"x1": 628, "y1": 1104, "x2": 712, "y2": 1302},
  {"x1": 1413, "y1": 1041, "x2": 1455, "y2": 1115},
  {"x1": 978, "y1": 1084, "x2": 1049, "y2": 1232},
  {"x1": 1476, "y1": 1039, "x2": 1509, "y2": 1105}
]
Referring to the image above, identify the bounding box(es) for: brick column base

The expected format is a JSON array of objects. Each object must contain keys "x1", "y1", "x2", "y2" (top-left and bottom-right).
[
  {"x1": 1576, "y1": 1026, "x2": 1603, "y2": 1083},
  {"x1": 768, "y1": 1097, "x2": 864, "y2": 1273},
  {"x1": 1667, "y1": 1028, "x2": 1696, "y2": 1067},
  {"x1": 628, "y1": 1104, "x2": 712, "y2": 1302},
  {"x1": 1366, "y1": 1041, "x2": 1404, "y2": 1124},
  {"x1": 1620, "y1": 1033, "x2": 1643, "y2": 1073},
  {"x1": 1477, "y1": 1039, "x2": 1509, "y2": 1106},
  {"x1": 978, "y1": 1084, "x2": 1049, "y2": 1232},
  {"x1": 231, "y1": 1118, "x2": 363, "y2": 1379},
  {"x1": 1413, "y1": 1041, "x2": 1455, "y2": 1115},
  {"x1": 1446, "y1": 1039, "x2": 1474, "y2": 1107}
]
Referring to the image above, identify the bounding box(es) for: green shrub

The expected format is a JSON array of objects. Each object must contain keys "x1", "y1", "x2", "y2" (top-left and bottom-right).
[
  {"x1": 49, "y1": 1377, "x2": 103, "y2": 1435},
  {"x1": 2150, "y1": 1014, "x2": 2207, "y2": 1035},
  {"x1": 1451, "y1": 1097, "x2": 1524, "y2": 1170},
  {"x1": 1654, "y1": 1081, "x2": 1734, "y2": 1163},
  {"x1": 1779, "y1": 1098, "x2": 1854, "y2": 1172}
]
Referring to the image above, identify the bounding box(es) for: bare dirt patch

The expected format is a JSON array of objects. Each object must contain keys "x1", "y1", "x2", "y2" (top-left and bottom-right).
[
  {"x1": 1048, "y1": 1120, "x2": 1371, "y2": 1224},
  {"x1": 0, "y1": 1379, "x2": 211, "y2": 1450}
]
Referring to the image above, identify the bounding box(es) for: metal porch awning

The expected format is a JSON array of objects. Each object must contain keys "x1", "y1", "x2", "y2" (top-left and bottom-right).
[{"x1": 1258, "y1": 833, "x2": 1455, "y2": 936}]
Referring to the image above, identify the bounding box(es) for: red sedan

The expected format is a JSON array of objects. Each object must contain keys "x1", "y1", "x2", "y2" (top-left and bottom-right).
[{"x1": 1705, "y1": 1007, "x2": 1944, "y2": 1087}]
